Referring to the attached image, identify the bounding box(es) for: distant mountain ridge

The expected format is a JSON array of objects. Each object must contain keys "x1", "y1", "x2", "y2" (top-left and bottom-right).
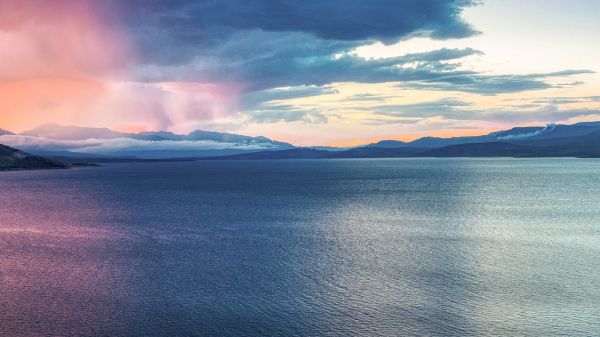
[
  {"x1": 21, "y1": 124, "x2": 127, "y2": 140},
  {"x1": 2, "y1": 123, "x2": 293, "y2": 159},
  {"x1": 205, "y1": 121, "x2": 600, "y2": 159},
  {"x1": 366, "y1": 122, "x2": 600, "y2": 149},
  {"x1": 21, "y1": 123, "x2": 292, "y2": 146},
  {"x1": 3, "y1": 120, "x2": 600, "y2": 160}
]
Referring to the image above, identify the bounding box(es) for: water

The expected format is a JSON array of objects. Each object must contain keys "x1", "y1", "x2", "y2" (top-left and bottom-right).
[{"x1": 1, "y1": 158, "x2": 599, "y2": 336}]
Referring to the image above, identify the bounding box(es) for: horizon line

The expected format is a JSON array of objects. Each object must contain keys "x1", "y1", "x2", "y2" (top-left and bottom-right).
[{"x1": 2, "y1": 120, "x2": 596, "y2": 148}]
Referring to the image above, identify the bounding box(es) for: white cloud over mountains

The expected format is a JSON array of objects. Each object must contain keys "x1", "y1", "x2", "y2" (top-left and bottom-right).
[{"x1": 0, "y1": 135, "x2": 283, "y2": 157}]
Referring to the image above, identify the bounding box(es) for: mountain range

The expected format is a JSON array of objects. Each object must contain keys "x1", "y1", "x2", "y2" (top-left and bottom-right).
[
  {"x1": 20, "y1": 123, "x2": 292, "y2": 145},
  {"x1": 2, "y1": 121, "x2": 600, "y2": 162},
  {"x1": 0, "y1": 123, "x2": 293, "y2": 158},
  {"x1": 203, "y1": 121, "x2": 600, "y2": 159}
]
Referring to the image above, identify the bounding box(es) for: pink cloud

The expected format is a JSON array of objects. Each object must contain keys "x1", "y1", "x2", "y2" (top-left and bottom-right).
[
  {"x1": 0, "y1": 1, "x2": 242, "y2": 133},
  {"x1": 0, "y1": 0, "x2": 131, "y2": 80},
  {"x1": 102, "y1": 82, "x2": 241, "y2": 133}
]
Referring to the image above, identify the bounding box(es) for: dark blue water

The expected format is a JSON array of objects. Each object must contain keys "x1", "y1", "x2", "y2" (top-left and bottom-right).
[{"x1": 1, "y1": 159, "x2": 599, "y2": 336}]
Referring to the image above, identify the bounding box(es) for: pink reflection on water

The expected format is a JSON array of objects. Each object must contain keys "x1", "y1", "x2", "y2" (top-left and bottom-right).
[{"x1": 0, "y1": 171, "x2": 135, "y2": 336}]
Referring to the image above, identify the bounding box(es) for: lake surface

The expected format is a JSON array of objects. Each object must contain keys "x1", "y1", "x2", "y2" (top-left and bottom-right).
[{"x1": 1, "y1": 158, "x2": 599, "y2": 336}]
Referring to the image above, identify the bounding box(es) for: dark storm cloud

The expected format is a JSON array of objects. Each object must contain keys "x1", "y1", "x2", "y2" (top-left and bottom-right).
[
  {"x1": 133, "y1": 24, "x2": 590, "y2": 96},
  {"x1": 132, "y1": 26, "x2": 489, "y2": 91},
  {"x1": 217, "y1": 44, "x2": 484, "y2": 90},
  {"x1": 117, "y1": 0, "x2": 478, "y2": 64},
  {"x1": 108, "y1": 0, "x2": 593, "y2": 100},
  {"x1": 186, "y1": 0, "x2": 478, "y2": 41},
  {"x1": 114, "y1": 0, "x2": 485, "y2": 86}
]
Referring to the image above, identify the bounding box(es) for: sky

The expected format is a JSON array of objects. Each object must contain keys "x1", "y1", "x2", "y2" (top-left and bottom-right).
[{"x1": 0, "y1": 0, "x2": 599, "y2": 146}]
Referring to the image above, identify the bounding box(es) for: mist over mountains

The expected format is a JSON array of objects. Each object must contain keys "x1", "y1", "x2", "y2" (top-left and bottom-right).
[
  {"x1": 1, "y1": 123, "x2": 293, "y2": 158},
  {"x1": 2, "y1": 121, "x2": 600, "y2": 161}
]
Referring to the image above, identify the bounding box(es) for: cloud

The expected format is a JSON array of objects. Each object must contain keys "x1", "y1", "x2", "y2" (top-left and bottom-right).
[
  {"x1": 75, "y1": 138, "x2": 280, "y2": 153},
  {"x1": 496, "y1": 124, "x2": 556, "y2": 140},
  {"x1": 0, "y1": 135, "x2": 101, "y2": 151},
  {"x1": 367, "y1": 98, "x2": 473, "y2": 118},
  {"x1": 397, "y1": 69, "x2": 594, "y2": 95},
  {"x1": 491, "y1": 106, "x2": 600, "y2": 124},
  {"x1": 164, "y1": 29, "x2": 478, "y2": 86},
  {"x1": 114, "y1": 10, "x2": 595, "y2": 133},
  {"x1": 386, "y1": 47, "x2": 483, "y2": 63},
  {"x1": 84, "y1": 81, "x2": 240, "y2": 133},
  {"x1": 486, "y1": 106, "x2": 600, "y2": 124},
  {"x1": 246, "y1": 105, "x2": 329, "y2": 124},
  {"x1": 0, "y1": 0, "x2": 129, "y2": 80},
  {"x1": 201, "y1": 40, "x2": 484, "y2": 92},
  {"x1": 108, "y1": 0, "x2": 591, "y2": 99},
  {"x1": 361, "y1": 96, "x2": 600, "y2": 125},
  {"x1": 346, "y1": 94, "x2": 394, "y2": 102},
  {"x1": 532, "y1": 95, "x2": 600, "y2": 105},
  {"x1": 0, "y1": 135, "x2": 281, "y2": 154},
  {"x1": 239, "y1": 85, "x2": 339, "y2": 111},
  {"x1": 130, "y1": 27, "x2": 591, "y2": 97},
  {"x1": 1, "y1": 0, "x2": 597, "y2": 137},
  {"x1": 116, "y1": 0, "x2": 479, "y2": 66}
]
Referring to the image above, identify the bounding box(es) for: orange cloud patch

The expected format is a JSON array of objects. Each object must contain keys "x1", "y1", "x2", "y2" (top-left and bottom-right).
[
  {"x1": 0, "y1": 77, "x2": 106, "y2": 132},
  {"x1": 0, "y1": 0, "x2": 129, "y2": 80},
  {"x1": 0, "y1": 0, "x2": 131, "y2": 132}
]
